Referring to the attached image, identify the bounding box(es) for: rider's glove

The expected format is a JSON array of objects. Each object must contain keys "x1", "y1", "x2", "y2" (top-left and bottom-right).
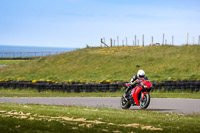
[
  {"x1": 143, "y1": 85, "x2": 147, "y2": 89},
  {"x1": 141, "y1": 83, "x2": 147, "y2": 89}
]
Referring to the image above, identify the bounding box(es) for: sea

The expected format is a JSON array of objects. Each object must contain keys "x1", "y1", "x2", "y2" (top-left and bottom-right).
[{"x1": 0, "y1": 45, "x2": 76, "y2": 57}]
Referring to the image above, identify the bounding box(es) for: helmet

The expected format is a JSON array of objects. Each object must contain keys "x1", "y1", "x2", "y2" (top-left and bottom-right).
[{"x1": 137, "y1": 70, "x2": 145, "y2": 78}]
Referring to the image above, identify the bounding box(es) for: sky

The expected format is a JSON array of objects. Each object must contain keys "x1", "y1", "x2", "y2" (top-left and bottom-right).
[{"x1": 0, "y1": 0, "x2": 200, "y2": 48}]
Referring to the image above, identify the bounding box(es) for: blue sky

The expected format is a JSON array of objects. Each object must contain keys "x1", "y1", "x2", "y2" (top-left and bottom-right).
[{"x1": 0, "y1": 0, "x2": 200, "y2": 48}]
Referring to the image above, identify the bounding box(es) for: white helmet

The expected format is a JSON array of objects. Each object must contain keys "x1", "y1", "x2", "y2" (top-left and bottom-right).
[{"x1": 137, "y1": 70, "x2": 145, "y2": 78}]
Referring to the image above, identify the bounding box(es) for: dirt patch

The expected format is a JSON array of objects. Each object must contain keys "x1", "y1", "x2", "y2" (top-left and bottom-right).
[
  {"x1": 120, "y1": 123, "x2": 140, "y2": 128},
  {"x1": 113, "y1": 130, "x2": 122, "y2": 133},
  {"x1": 102, "y1": 129, "x2": 109, "y2": 132},
  {"x1": 142, "y1": 126, "x2": 163, "y2": 131},
  {"x1": 78, "y1": 123, "x2": 93, "y2": 128},
  {"x1": 0, "y1": 110, "x2": 163, "y2": 131}
]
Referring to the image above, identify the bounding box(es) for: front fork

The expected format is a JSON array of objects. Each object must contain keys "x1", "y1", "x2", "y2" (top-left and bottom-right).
[
  {"x1": 123, "y1": 85, "x2": 132, "y2": 102},
  {"x1": 141, "y1": 92, "x2": 149, "y2": 99}
]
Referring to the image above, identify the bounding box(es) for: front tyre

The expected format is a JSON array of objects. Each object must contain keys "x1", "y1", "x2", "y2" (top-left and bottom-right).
[
  {"x1": 139, "y1": 93, "x2": 150, "y2": 109},
  {"x1": 120, "y1": 95, "x2": 131, "y2": 109}
]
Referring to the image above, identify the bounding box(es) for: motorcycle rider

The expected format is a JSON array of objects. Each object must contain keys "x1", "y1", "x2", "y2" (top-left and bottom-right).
[{"x1": 124, "y1": 69, "x2": 147, "y2": 97}]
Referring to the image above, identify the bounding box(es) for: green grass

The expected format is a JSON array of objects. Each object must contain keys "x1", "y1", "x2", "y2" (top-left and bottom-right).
[
  {"x1": 0, "y1": 103, "x2": 200, "y2": 133},
  {"x1": 0, "y1": 88, "x2": 200, "y2": 99},
  {"x1": 0, "y1": 60, "x2": 27, "y2": 65},
  {"x1": 0, "y1": 45, "x2": 200, "y2": 82}
]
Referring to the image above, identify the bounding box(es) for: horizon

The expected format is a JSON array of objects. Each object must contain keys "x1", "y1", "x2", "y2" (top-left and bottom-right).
[
  {"x1": 0, "y1": 0, "x2": 200, "y2": 48},
  {"x1": 0, "y1": 44, "x2": 76, "y2": 49}
]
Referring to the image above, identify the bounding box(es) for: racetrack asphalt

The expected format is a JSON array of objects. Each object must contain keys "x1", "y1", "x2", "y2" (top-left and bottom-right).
[{"x1": 0, "y1": 97, "x2": 199, "y2": 114}]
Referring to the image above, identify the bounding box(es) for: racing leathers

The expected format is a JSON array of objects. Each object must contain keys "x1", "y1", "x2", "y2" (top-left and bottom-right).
[{"x1": 124, "y1": 74, "x2": 148, "y2": 97}]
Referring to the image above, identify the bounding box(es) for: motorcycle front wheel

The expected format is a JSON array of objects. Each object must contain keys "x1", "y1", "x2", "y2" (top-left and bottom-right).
[
  {"x1": 139, "y1": 93, "x2": 150, "y2": 109},
  {"x1": 120, "y1": 94, "x2": 131, "y2": 109}
]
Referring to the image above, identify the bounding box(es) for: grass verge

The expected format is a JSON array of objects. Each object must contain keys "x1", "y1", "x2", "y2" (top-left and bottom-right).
[
  {"x1": 0, "y1": 60, "x2": 27, "y2": 65},
  {"x1": 0, "y1": 88, "x2": 200, "y2": 99},
  {"x1": 0, "y1": 103, "x2": 200, "y2": 133},
  {"x1": 0, "y1": 46, "x2": 200, "y2": 82}
]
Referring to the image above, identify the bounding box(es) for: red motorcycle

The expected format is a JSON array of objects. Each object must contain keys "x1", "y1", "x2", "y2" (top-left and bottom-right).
[{"x1": 120, "y1": 78, "x2": 152, "y2": 109}]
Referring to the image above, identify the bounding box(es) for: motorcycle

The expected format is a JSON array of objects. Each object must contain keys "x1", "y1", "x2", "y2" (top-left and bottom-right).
[{"x1": 120, "y1": 78, "x2": 152, "y2": 109}]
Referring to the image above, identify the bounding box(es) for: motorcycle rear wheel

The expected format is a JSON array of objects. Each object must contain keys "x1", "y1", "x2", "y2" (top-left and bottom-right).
[
  {"x1": 139, "y1": 93, "x2": 150, "y2": 109},
  {"x1": 120, "y1": 95, "x2": 131, "y2": 109}
]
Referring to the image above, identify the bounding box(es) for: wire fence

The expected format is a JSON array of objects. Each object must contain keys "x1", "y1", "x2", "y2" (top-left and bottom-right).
[
  {"x1": 100, "y1": 33, "x2": 200, "y2": 47},
  {"x1": 0, "y1": 52, "x2": 67, "y2": 58}
]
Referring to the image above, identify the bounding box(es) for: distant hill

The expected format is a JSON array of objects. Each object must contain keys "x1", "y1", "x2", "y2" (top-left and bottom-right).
[{"x1": 0, "y1": 45, "x2": 199, "y2": 82}]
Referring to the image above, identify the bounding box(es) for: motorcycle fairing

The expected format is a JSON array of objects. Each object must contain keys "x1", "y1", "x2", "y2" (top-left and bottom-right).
[{"x1": 131, "y1": 86, "x2": 143, "y2": 105}]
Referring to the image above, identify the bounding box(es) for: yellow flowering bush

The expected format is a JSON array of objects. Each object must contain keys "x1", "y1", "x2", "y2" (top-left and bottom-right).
[{"x1": 32, "y1": 80, "x2": 37, "y2": 83}]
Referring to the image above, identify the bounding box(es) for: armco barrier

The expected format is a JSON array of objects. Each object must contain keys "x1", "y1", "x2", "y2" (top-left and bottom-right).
[{"x1": 0, "y1": 80, "x2": 199, "y2": 92}]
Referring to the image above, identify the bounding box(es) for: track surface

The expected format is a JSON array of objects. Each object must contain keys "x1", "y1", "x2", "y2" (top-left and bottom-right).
[{"x1": 0, "y1": 97, "x2": 199, "y2": 114}]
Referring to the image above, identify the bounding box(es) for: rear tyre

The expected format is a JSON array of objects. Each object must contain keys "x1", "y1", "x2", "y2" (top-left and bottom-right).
[
  {"x1": 139, "y1": 93, "x2": 150, "y2": 109},
  {"x1": 120, "y1": 95, "x2": 131, "y2": 109}
]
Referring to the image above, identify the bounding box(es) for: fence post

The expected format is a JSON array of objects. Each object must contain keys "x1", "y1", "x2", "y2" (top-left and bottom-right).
[
  {"x1": 193, "y1": 36, "x2": 194, "y2": 45},
  {"x1": 117, "y1": 36, "x2": 119, "y2": 46},
  {"x1": 142, "y1": 34, "x2": 144, "y2": 46},
  {"x1": 162, "y1": 33, "x2": 165, "y2": 45},
  {"x1": 135, "y1": 35, "x2": 137, "y2": 46},
  {"x1": 101, "y1": 38, "x2": 103, "y2": 48},
  {"x1": 187, "y1": 33, "x2": 189, "y2": 45},
  {"x1": 199, "y1": 35, "x2": 200, "y2": 45},
  {"x1": 110, "y1": 38, "x2": 112, "y2": 47},
  {"x1": 126, "y1": 37, "x2": 127, "y2": 46},
  {"x1": 172, "y1": 36, "x2": 174, "y2": 45},
  {"x1": 151, "y1": 36, "x2": 153, "y2": 46}
]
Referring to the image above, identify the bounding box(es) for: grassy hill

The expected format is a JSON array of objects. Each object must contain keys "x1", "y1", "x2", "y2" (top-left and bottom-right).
[{"x1": 0, "y1": 45, "x2": 200, "y2": 82}]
